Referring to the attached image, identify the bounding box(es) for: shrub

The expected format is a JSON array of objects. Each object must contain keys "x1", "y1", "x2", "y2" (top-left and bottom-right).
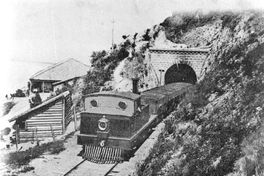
[
  {"x1": 14, "y1": 89, "x2": 26, "y2": 97},
  {"x1": 136, "y1": 133, "x2": 174, "y2": 176},
  {"x1": 3, "y1": 140, "x2": 65, "y2": 167},
  {"x1": 83, "y1": 44, "x2": 130, "y2": 95},
  {"x1": 221, "y1": 12, "x2": 241, "y2": 31},
  {"x1": 2, "y1": 101, "x2": 16, "y2": 115},
  {"x1": 90, "y1": 50, "x2": 107, "y2": 66},
  {"x1": 142, "y1": 29, "x2": 151, "y2": 41},
  {"x1": 160, "y1": 11, "x2": 221, "y2": 42},
  {"x1": 20, "y1": 166, "x2": 35, "y2": 173}
]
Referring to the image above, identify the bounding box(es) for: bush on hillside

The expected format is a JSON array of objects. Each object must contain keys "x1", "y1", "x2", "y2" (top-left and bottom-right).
[
  {"x1": 142, "y1": 29, "x2": 151, "y2": 41},
  {"x1": 83, "y1": 44, "x2": 130, "y2": 95},
  {"x1": 2, "y1": 101, "x2": 16, "y2": 116},
  {"x1": 11, "y1": 89, "x2": 26, "y2": 98},
  {"x1": 160, "y1": 11, "x2": 219, "y2": 42},
  {"x1": 2, "y1": 132, "x2": 76, "y2": 174},
  {"x1": 90, "y1": 50, "x2": 107, "y2": 67},
  {"x1": 3, "y1": 140, "x2": 65, "y2": 167}
]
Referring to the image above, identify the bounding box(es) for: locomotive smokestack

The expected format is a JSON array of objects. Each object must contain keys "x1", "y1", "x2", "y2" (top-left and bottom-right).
[{"x1": 132, "y1": 78, "x2": 139, "y2": 94}]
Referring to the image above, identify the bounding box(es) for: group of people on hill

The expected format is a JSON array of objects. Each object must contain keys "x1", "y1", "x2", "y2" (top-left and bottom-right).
[
  {"x1": 28, "y1": 89, "x2": 42, "y2": 108},
  {"x1": 4, "y1": 87, "x2": 65, "y2": 109},
  {"x1": 28, "y1": 88, "x2": 64, "y2": 108},
  {"x1": 5, "y1": 94, "x2": 14, "y2": 100}
]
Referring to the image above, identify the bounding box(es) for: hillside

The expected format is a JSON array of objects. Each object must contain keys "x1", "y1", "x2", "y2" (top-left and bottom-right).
[
  {"x1": 79, "y1": 10, "x2": 264, "y2": 175},
  {"x1": 134, "y1": 11, "x2": 264, "y2": 176}
]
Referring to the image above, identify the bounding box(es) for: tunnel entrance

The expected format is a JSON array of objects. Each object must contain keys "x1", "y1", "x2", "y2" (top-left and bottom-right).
[{"x1": 164, "y1": 64, "x2": 197, "y2": 84}]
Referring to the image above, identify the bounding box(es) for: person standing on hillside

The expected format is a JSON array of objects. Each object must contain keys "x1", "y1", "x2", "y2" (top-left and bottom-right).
[{"x1": 29, "y1": 89, "x2": 42, "y2": 108}]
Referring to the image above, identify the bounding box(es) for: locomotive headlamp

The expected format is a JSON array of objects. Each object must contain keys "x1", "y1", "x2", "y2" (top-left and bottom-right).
[
  {"x1": 98, "y1": 115, "x2": 109, "y2": 131},
  {"x1": 118, "y1": 101, "x2": 127, "y2": 110},
  {"x1": 90, "y1": 99, "x2": 98, "y2": 107}
]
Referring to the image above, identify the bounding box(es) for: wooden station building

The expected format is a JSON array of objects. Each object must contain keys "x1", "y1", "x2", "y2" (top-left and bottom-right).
[
  {"x1": 29, "y1": 58, "x2": 89, "y2": 93},
  {"x1": 9, "y1": 91, "x2": 72, "y2": 142}
]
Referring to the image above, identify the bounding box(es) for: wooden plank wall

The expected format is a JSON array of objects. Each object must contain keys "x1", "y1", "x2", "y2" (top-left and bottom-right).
[{"x1": 19, "y1": 100, "x2": 63, "y2": 142}]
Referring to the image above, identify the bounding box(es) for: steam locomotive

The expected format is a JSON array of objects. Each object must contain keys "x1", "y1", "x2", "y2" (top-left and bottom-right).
[{"x1": 77, "y1": 81, "x2": 192, "y2": 163}]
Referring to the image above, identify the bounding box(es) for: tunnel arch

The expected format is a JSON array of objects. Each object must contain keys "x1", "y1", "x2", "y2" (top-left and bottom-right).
[{"x1": 164, "y1": 64, "x2": 197, "y2": 84}]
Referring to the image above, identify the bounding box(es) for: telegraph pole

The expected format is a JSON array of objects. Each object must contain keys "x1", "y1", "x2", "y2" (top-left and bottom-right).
[{"x1": 111, "y1": 19, "x2": 115, "y2": 51}]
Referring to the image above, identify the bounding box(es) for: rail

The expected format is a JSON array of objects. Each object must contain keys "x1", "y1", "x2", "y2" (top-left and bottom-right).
[
  {"x1": 62, "y1": 160, "x2": 119, "y2": 176},
  {"x1": 63, "y1": 159, "x2": 86, "y2": 176},
  {"x1": 104, "y1": 162, "x2": 119, "y2": 176}
]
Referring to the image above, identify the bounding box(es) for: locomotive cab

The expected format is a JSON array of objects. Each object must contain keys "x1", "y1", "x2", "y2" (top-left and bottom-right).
[{"x1": 77, "y1": 91, "x2": 150, "y2": 162}]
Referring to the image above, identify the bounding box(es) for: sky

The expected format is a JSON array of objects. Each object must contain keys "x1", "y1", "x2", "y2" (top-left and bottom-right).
[{"x1": 0, "y1": 0, "x2": 264, "y2": 95}]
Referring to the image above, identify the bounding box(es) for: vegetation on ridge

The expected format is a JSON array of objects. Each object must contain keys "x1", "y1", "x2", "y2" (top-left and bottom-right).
[{"x1": 82, "y1": 43, "x2": 130, "y2": 94}]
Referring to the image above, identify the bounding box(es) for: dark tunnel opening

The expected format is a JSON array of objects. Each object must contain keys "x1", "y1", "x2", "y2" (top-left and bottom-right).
[{"x1": 164, "y1": 64, "x2": 197, "y2": 85}]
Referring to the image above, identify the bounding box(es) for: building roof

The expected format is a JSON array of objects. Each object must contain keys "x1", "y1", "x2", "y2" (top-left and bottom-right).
[
  {"x1": 9, "y1": 91, "x2": 70, "y2": 122},
  {"x1": 52, "y1": 76, "x2": 81, "y2": 86},
  {"x1": 84, "y1": 91, "x2": 141, "y2": 101},
  {"x1": 30, "y1": 58, "x2": 90, "y2": 81}
]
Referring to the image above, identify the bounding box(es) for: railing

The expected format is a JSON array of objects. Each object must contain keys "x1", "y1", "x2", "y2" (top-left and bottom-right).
[{"x1": 67, "y1": 103, "x2": 82, "y2": 131}]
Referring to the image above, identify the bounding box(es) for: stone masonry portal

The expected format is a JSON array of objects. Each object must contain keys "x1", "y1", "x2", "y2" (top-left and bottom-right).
[{"x1": 146, "y1": 47, "x2": 210, "y2": 86}]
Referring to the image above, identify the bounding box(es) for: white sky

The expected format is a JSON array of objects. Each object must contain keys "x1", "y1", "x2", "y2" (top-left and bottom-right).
[{"x1": 0, "y1": 0, "x2": 264, "y2": 95}]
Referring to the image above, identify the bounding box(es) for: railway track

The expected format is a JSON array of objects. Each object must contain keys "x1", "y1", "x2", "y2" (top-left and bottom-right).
[
  {"x1": 63, "y1": 160, "x2": 120, "y2": 176},
  {"x1": 103, "y1": 162, "x2": 119, "y2": 176},
  {"x1": 63, "y1": 159, "x2": 87, "y2": 176}
]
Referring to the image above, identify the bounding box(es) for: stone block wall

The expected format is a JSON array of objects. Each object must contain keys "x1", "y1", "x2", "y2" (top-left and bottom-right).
[{"x1": 146, "y1": 48, "x2": 209, "y2": 86}]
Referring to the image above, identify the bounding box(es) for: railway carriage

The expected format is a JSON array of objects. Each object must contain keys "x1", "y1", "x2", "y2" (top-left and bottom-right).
[{"x1": 77, "y1": 82, "x2": 192, "y2": 163}]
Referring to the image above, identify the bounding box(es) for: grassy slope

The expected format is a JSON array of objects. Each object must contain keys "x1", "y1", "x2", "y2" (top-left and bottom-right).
[{"x1": 137, "y1": 11, "x2": 264, "y2": 176}]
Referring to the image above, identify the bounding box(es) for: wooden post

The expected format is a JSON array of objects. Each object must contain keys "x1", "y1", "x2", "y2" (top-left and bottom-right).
[
  {"x1": 15, "y1": 125, "x2": 19, "y2": 151},
  {"x1": 35, "y1": 128, "x2": 39, "y2": 146},
  {"x1": 31, "y1": 130, "x2": 34, "y2": 144},
  {"x1": 29, "y1": 81, "x2": 33, "y2": 94},
  {"x1": 73, "y1": 105, "x2": 77, "y2": 131},
  {"x1": 50, "y1": 124, "x2": 55, "y2": 142},
  {"x1": 42, "y1": 81, "x2": 45, "y2": 93},
  {"x1": 62, "y1": 99, "x2": 65, "y2": 133}
]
